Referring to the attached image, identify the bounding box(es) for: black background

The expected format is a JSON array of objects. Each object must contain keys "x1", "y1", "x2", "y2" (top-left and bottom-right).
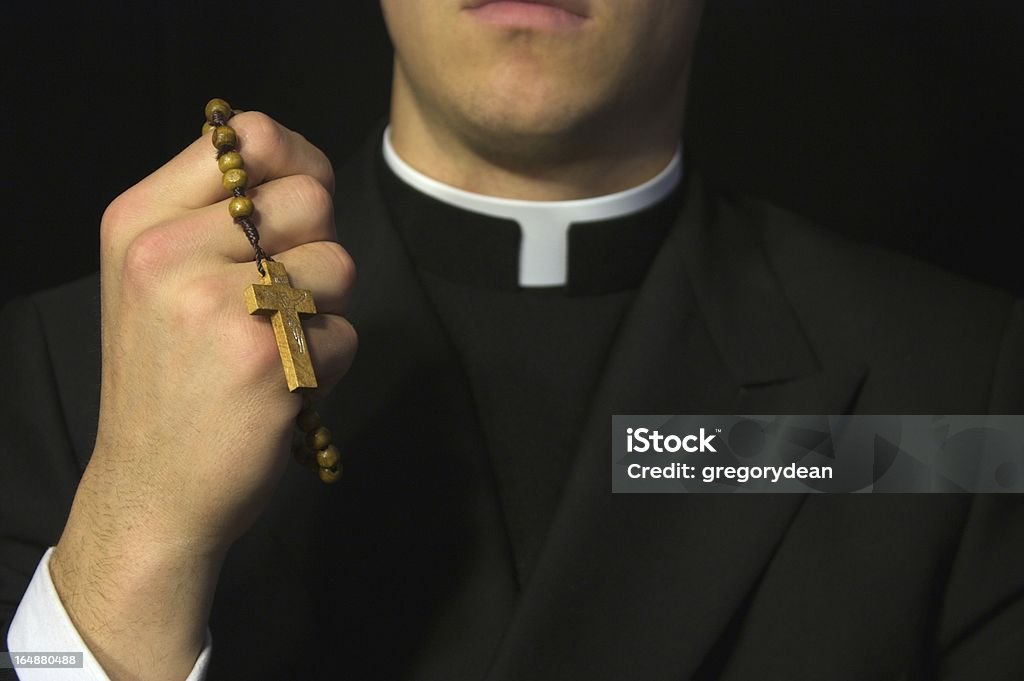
[{"x1": 2, "y1": 1, "x2": 1022, "y2": 307}]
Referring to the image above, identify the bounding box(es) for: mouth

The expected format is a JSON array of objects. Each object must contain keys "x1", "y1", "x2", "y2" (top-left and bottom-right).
[{"x1": 462, "y1": 0, "x2": 590, "y2": 31}]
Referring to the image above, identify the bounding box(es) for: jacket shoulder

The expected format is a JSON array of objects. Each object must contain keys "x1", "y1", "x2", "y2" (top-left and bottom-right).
[{"x1": 711, "y1": 186, "x2": 1022, "y2": 411}]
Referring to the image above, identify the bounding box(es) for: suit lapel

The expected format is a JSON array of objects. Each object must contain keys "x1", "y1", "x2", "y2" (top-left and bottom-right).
[{"x1": 484, "y1": 174, "x2": 867, "y2": 680}]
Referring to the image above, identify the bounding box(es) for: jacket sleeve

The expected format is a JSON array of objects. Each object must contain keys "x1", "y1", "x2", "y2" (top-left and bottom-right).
[
  {"x1": 935, "y1": 492, "x2": 1024, "y2": 680},
  {"x1": 934, "y1": 298, "x2": 1024, "y2": 679},
  {"x1": 0, "y1": 296, "x2": 84, "y2": 648}
]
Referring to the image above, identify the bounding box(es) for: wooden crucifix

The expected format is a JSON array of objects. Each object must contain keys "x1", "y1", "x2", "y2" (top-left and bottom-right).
[{"x1": 244, "y1": 260, "x2": 318, "y2": 392}]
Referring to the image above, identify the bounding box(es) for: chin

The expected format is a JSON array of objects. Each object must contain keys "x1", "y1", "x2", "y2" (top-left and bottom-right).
[
  {"x1": 458, "y1": 81, "x2": 596, "y2": 147},
  {"x1": 460, "y1": 107, "x2": 589, "y2": 162}
]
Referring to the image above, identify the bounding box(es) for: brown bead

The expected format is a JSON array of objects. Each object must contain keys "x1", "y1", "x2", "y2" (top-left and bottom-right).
[
  {"x1": 316, "y1": 444, "x2": 340, "y2": 469},
  {"x1": 211, "y1": 125, "x2": 237, "y2": 150},
  {"x1": 201, "y1": 122, "x2": 216, "y2": 136},
  {"x1": 228, "y1": 196, "x2": 254, "y2": 218},
  {"x1": 296, "y1": 408, "x2": 321, "y2": 433},
  {"x1": 306, "y1": 426, "x2": 332, "y2": 452},
  {"x1": 222, "y1": 168, "x2": 248, "y2": 191},
  {"x1": 204, "y1": 98, "x2": 233, "y2": 123},
  {"x1": 218, "y1": 151, "x2": 244, "y2": 173},
  {"x1": 318, "y1": 464, "x2": 342, "y2": 484}
]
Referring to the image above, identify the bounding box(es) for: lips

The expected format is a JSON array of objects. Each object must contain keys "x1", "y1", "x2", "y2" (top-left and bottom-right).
[
  {"x1": 464, "y1": 0, "x2": 589, "y2": 18},
  {"x1": 462, "y1": 0, "x2": 590, "y2": 30}
]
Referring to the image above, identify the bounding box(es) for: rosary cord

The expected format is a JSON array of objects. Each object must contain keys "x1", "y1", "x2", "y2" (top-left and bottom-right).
[
  {"x1": 203, "y1": 98, "x2": 342, "y2": 484},
  {"x1": 209, "y1": 107, "x2": 271, "y2": 275}
]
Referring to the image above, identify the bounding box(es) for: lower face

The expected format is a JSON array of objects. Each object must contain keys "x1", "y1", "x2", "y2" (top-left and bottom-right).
[{"x1": 380, "y1": 0, "x2": 703, "y2": 158}]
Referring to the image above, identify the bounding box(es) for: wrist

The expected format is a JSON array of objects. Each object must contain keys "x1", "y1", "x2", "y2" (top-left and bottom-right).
[{"x1": 50, "y1": 513, "x2": 224, "y2": 681}]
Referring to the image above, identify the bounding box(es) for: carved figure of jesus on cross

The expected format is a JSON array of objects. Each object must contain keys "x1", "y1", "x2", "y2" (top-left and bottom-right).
[{"x1": 244, "y1": 260, "x2": 318, "y2": 392}]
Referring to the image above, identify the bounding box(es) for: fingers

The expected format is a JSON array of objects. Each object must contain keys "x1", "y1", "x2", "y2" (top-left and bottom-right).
[
  {"x1": 245, "y1": 312, "x2": 357, "y2": 398},
  {"x1": 303, "y1": 314, "x2": 359, "y2": 391},
  {"x1": 270, "y1": 240, "x2": 357, "y2": 316},
  {"x1": 162, "y1": 111, "x2": 335, "y2": 207},
  {"x1": 101, "y1": 110, "x2": 349, "y2": 355},
  {"x1": 179, "y1": 245, "x2": 355, "y2": 393},
  {"x1": 238, "y1": 240, "x2": 357, "y2": 392},
  {"x1": 103, "y1": 111, "x2": 334, "y2": 247},
  {"x1": 221, "y1": 239, "x2": 355, "y2": 319},
  {"x1": 142, "y1": 173, "x2": 337, "y2": 267}
]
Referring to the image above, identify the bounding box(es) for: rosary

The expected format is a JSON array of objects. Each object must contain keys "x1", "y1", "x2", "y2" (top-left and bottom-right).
[{"x1": 203, "y1": 98, "x2": 341, "y2": 484}]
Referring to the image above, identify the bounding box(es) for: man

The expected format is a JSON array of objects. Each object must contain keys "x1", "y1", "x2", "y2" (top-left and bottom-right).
[{"x1": 2, "y1": 1, "x2": 1023, "y2": 680}]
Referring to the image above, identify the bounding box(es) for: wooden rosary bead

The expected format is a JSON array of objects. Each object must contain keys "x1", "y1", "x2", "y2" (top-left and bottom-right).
[
  {"x1": 203, "y1": 98, "x2": 339, "y2": 484},
  {"x1": 228, "y1": 196, "x2": 254, "y2": 218},
  {"x1": 212, "y1": 125, "x2": 237, "y2": 150},
  {"x1": 218, "y1": 151, "x2": 244, "y2": 173},
  {"x1": 318, "y1": 465, "x2": 342, "y2": 484},
  {"x1": 307, "y1": 426, "x2": 332, "y2": 452},
  {"x1": 296, "y1": 408, "x2": 321, "y2": 433},
  {"x1": 316, "y1": 444, "x2": 340, "y2": 469},
  {"x1": 205, "y1": 98, "x2": 233, "y2": 123},
  {"x1": 222, "y1": 168, "x2": 248, "y2": 191}
]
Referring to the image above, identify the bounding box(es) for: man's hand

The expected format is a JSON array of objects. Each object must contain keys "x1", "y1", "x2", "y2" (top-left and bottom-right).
[{"x1": 48, "y1": 112, "x2": 357, "y2": 680}]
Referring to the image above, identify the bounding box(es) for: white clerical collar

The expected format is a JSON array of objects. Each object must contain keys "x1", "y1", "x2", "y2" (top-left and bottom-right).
[{"x1": 382, "y1": 127, "x2": 683, "y2": 287}]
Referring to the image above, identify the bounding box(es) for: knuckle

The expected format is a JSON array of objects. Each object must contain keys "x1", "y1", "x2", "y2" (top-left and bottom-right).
[
  {"x1": 121, "y1": 226, "x2": 178, "y2": 289},
  {"x1": 234, "y1": 111, "x2": 287, "y2": 162},
  {"x1": 100, "y1": 192, "x2": 139, "y2": 246},
  {"x1": 174, "y1": 274, "x2": 228, "y2": 329},
  {"x1": 288, "y1": 174, "x2": 334, "y2": 218},
  {"x1": 340, "y1": 317, "x2": 358, "y2": 355},
  {"x1": 319, "y1": 241, "x2": 357, "y2": 293},
  {"x1": 293, "y1": 131, "x2": 334, "y2": 195},
  {"x1": 334, "y1": 243, "x2": 358, "y2": 292}
]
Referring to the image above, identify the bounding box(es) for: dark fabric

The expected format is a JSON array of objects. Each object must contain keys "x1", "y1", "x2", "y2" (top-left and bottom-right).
[
  {"x1": 1, "y1": 131, "x2": 1023, "y2": 680},
  {"x1": 378, "y1": 153, "x2": 678, "y2": 584},
  {"x1": 409, "y1": 272, "x2": 634, "y2": 586}
]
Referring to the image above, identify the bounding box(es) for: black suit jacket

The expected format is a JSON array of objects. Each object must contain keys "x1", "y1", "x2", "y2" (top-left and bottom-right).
[{"x1": 2, "y1": 136, "x2": 1023, "y2": 680}]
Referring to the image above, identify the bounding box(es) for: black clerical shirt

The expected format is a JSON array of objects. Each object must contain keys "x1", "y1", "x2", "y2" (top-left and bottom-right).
[{"x1": 376, "y1": 154, "x2": 683, "y2": 584}]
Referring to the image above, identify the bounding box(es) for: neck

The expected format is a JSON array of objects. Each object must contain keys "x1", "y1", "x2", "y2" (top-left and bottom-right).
[{"x1": 387, "y1": 67, "x2": 686, "y2": 201}]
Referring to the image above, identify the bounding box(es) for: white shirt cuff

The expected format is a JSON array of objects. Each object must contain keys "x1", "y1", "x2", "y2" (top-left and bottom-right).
[{"x1": 6, "y1": 547, "x2": 212, "y2": 681}]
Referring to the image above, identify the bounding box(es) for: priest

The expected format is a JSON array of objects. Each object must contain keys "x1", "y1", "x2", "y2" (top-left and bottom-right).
[{"x1": 3, "y1": 1, "x2": 1023, "y2": 680}]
